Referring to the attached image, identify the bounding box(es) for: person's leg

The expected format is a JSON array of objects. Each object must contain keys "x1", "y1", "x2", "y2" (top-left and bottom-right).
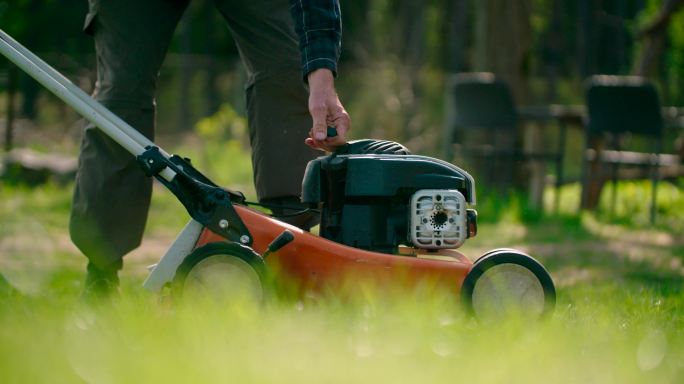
[
  {"x1": 71, "y1": 0, "x2": 188, "y2": 295},
  {"x1": 213, "y1": 0, "x2": 319, "y2": 228}
]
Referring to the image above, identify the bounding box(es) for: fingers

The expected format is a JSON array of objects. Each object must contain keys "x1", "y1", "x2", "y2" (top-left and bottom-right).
[
  {"x1": 332, "y1": 108, "x2": 351, "y2": 139},
  {"x1": 306, "y1": 99, "x2": 349, "y2": 152},
  {"x1": 304, "y1": 137, "x2": 318, "y2": 150},
  {"x1": 304, "y1": 136, "x2": 344, "y2": 152},
  {"x1": 306, "y1": 105, "x2": 350, "y2": 152},
  {"x1": 307, "y1": 71, "x2": 333, "y2": 141}
]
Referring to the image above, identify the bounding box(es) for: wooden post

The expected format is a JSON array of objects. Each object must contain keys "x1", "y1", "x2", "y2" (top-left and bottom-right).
[
  {"x1": 524, "y1": 120, "x2": 545, "y2": 210},
  {"x1": 580, "y1": 135, "x2": 605, "y2": 210}
]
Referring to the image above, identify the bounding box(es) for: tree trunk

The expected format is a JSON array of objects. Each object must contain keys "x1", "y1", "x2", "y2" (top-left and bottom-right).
[
  {"x1": 474, "y1": 0, "x2": 531, "y2": 103},
  {"x1": 473, "y1": 0, "x2": 535, "y2": 200},
  {"x1": 178, "y1": 11, "x2": 193, "y2": 132},
  {"x1": 443, "y1": 0, "x2": 469, "y2": 74},
  {"x1": 393, "y1": 0, "x2": 425, "y2": 143},
  {"x1": 544, "y1": 0, "x2": 563, "y2": 102},
  {"x1": 201, "y1": 0, "x2": 220, "y2": 118},
  {"x1": 633, "y1": 0, "x2": 684, "y2": 77}
]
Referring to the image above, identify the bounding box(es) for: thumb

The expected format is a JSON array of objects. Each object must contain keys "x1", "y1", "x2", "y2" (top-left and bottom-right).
[{"x1": 310, "y1": 104, "x2": 328, "y2": 141}]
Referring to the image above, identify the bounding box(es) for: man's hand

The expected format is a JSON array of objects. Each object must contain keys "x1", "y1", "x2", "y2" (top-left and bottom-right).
[{"x1": 305, "y1": 68, "x2": 350, "y2": 152}]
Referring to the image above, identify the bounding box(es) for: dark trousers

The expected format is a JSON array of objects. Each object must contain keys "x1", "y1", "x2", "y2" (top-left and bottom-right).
[{"x1": 70, "y1": 0, "x2": 316, "y2": 269}]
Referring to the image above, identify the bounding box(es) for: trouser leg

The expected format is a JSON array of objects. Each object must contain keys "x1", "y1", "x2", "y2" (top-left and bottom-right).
[
  {"x1": 213, "y1": 0, "x2": 317, "y2": 201},
  {"x1": 70, "y1": 0, "x2": 188, "y2": 270}
]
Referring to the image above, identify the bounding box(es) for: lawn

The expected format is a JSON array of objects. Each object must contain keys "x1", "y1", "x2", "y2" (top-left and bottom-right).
[{"x1": 1, "y1": 141, "x2": 683, "y2": 383}]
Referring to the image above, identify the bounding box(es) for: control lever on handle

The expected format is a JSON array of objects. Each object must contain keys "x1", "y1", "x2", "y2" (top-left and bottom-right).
[{"x1": 263, "y1": 230, "x2": 295, "y2": 258}]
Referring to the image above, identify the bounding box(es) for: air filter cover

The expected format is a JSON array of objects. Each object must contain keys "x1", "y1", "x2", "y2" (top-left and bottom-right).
[{"x1": 410, "y1": 189, "x2": 467, "y2": 249}]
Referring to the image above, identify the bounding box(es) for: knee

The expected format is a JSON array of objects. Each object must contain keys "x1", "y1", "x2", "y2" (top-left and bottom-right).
[{"x1": 93, "y1": 84, "x2": 157, "y2": 110}]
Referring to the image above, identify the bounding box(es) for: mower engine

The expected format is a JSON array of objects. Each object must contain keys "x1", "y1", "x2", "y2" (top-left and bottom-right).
[{"x1": 302, "y1": 140, "x2": 477, "y2": 254}]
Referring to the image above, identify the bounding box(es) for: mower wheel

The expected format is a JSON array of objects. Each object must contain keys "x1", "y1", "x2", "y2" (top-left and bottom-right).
[
  {"x1": 173, "y1": 242, "x2": 267, "y2": 303},
  {"x1": 461, "y1": 249, "x2": 555, "y2": 322}
]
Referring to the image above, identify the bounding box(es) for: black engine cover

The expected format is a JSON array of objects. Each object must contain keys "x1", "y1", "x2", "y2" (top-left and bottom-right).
[{"x1": 301, "y1": 140, "x2": 475, "y2": 253}]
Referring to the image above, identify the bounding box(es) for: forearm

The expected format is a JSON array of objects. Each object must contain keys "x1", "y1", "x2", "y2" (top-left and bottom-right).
[
  {"x1": 289, "y1": 0, "x2": 342, "y2": 79},
  {"x1": 290, "y1": 0, "x2": 349, "y2": 152}
]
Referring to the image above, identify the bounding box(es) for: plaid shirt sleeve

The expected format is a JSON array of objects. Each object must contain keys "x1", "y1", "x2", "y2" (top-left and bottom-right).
[{"x1": 289, "y1": 0, "x2": 342, "y2": 80}]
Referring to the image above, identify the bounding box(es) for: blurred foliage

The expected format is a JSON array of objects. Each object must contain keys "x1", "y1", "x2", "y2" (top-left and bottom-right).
[
  {"x1": 195, "y1": 104, "x2": 247, "y2": 144},
  {"x1": 660, "y1": 3, "x2": 684, "y2": 103},
  {"x1": 2, "y1": 0, "x2": 684, "y2": 149},
  {"x1": 0, "y1": 0, "x2": 87, "y2": 47},
  {"x1": 0, "y1": 0, "x2": 682, "y2": 213}
]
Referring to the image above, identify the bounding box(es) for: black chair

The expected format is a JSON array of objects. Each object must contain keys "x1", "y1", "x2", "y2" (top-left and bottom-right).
[
  {"x1": 580, "y1": 75, "x2": 668, "y2": 223},
  {"x1": 445, "y1": 72, "x2": 566, "y2": 207}
]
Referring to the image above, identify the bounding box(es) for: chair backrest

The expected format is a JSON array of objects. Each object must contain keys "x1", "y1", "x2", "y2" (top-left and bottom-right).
[
  {"x1": 450, "y1": 72, "x2": 517, "y2": 135},
  {"x1": 585, "y1": 75, "x2": 663, "y2": 138}
]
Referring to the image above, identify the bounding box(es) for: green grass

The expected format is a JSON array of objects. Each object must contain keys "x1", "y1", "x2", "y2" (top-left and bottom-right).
[
  {"x1": 0, "y1": 282, "x2": 682, "y2": 383},
  {"x1": 1, "y1": 142, "x2": 683, "y2": 383}
]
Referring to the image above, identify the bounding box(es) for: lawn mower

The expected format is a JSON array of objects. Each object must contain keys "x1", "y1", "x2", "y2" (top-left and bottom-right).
[{"x1": 0, "y1": 30, "x2": 556, "y2": 320}]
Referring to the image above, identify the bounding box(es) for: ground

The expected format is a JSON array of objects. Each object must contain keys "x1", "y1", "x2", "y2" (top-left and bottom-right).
[{"x1": 1, "y1": 141, "x2": 683, "y2": 383}]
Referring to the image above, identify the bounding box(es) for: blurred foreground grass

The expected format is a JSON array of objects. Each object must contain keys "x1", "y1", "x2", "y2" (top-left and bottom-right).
[
  {"x1": 1, "y1": 283, "x2": 683, "y2": 383},
  {"x1": 1, "y1": 141, "x2": 683, "y2": 383}
]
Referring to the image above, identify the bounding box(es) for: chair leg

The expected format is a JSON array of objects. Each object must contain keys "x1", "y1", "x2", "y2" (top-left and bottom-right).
[
  {"x1": 554, "y1": 173, "x2": 561, "y2": 213},
  {"x1": 555, "y1": 122, "x2": 567, "y2": 213},
  {"x1": 649, "y1": 136, "x2": 664, "y2": 224},
  {"x1": 650, "y1": 165, "x2": 658, "y2": 224},
  {"x1": 610, "y1": 162, "x2": 618, "y2": 219},
  {"x1": 579, "y1": 163, "x2": 590, "y2": 212},
  {"x1": 554, "y1": 156, "x2": 562, "y2": 213},
  {"x1": 580, "y1": 134, "x2": 603, "y2": 212},
  {"x1": 649, "y1": 142, "x2": 662, "y2": 224},
  {"x1": 579, "y1": 135, "x2": 590, "y2": 213},
  {"x1": 609, "y1": 135, "x2": 622, "y2": 219}
]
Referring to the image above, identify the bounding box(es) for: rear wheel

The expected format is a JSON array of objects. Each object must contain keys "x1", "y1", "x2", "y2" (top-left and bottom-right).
[
  {"x1": 173, "y1": 242, "x2": 267, "y2": 304},
  {"x1": 461, "y1": 249, "x2": 555, "y2": 322}
]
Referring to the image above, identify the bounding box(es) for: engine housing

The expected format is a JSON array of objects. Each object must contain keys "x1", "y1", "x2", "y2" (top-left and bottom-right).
[{"x1": 301, "y1": 140, "x2": 477, "y2": 254}]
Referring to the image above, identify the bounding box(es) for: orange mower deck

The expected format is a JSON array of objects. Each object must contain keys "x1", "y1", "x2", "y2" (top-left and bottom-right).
[{"x1": 195, "y1": 205, "x2": 473, "y2": 296}]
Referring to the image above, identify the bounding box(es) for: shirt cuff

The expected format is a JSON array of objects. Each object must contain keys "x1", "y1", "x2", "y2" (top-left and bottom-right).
[
  {"x1": 303, "y1": 58, "x2": 338, "y2": 80},
  {"x1": 300, "y1": 31, "x2": 341, "y2": 82}
]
